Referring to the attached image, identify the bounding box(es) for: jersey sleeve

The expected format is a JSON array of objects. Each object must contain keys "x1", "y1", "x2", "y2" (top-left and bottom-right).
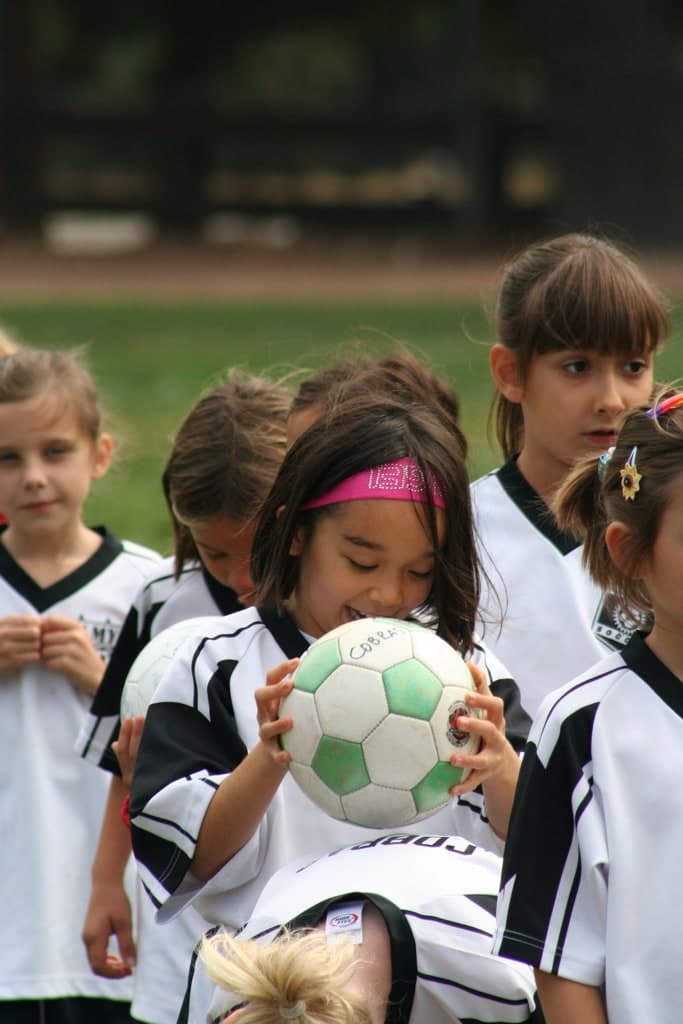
[
  {"x1": 129, "y1": 633, "x2": 256, "y2": 919},
  {"x1": 493, "y1": 694, "x2": 608, "y2": 986},
  {"x1": 75, "y1": 580, "x2": 162, "y2": 770}
]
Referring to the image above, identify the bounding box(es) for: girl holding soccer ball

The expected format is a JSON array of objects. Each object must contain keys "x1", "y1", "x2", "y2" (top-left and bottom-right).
[
  {"x1": 130, "y1": 389, "x2": 530, "y2": 942},
  {"x1": 495, "y1": 389, "x2": 683, "y2": 1023}
]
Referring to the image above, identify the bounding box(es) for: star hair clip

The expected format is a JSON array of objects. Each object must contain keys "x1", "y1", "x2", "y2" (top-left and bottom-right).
[{"x1": 619, "y1": 446, "x2": 641, "y2": 501}]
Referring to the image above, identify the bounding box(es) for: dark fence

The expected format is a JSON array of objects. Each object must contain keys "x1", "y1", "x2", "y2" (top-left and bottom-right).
[{"x1": 0, "y1": 98, "x2": 552, "y2": 238}]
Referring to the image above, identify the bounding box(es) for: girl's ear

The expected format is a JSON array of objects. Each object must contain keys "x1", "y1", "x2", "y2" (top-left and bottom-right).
[
  {"x1": 91, "y1": 433, "x2": 114, "y2": 479},
  {"x1": 489, "y1": 344, "x2": 524, "y2": 403},
  {"x1": 605, "y1": 520, "x2": 642, "y2": 579},
  {"x1": 289, "y1": 524, "x2": 304, "y2": 557}
]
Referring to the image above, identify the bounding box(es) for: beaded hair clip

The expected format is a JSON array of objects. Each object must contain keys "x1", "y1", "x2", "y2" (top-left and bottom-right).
[
  {"x1": 646, "y1": 393, "x2": 683, "y2": 419},
  {"x1": 619, "y1": 446, "x2": 641, "y2": 501},
  {"x1": 597, "y1": 446, "x2": 615, "y2": 481}
]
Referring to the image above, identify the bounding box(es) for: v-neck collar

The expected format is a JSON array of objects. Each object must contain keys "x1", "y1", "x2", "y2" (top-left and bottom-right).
[
  {"x1": 497, "y1": 456, "x2": 580, "y2": 555},
  {"x1": 0, "y1": 525, "x2": 123, "y2": 612}
]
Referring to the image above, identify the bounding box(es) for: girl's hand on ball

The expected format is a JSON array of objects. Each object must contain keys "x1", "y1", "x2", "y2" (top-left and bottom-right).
[
  {"x1": 256, "y1": 658, "x2": 299, "y2": 764},
  {"x1": 448, "y1": 662, "x2": 506, "y2": 795}
]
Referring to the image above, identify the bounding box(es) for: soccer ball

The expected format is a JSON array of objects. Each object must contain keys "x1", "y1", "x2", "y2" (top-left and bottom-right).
[
  {"x1": 279, "y1": 617, "x2": 483, "y2": 828},
  {"x1": 120, "y1": 615, "x2": 225, "y2": 719}
]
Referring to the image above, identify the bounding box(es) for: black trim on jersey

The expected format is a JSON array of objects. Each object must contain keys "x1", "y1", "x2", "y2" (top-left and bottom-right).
[
  {"x1": 487, "y1": 675, "x2": 531, "y2": 753},
  {"x1": 498, "y1": 701, "x2": 599, "y2": 968},
  {"x1": 258, "y1": 606, "x2": 310, "y2": 658},
  {"x1": 285, "y1": 891, "x2": 417, "y2": 1024},
  {"x1": 462, "y1": 892, "x2": 498, "y2": 920},
  {"x1": 496, "y1": 458, "x2": 579, "y2": 556},
  {"x1": 0, "y1": 525, "x2": 124, "y2": 612},
  {"x1": 622, "y1": 631, "x2": 683, "y2": 719},
  {"x1": 203, "y1": 566, "x2": 242, "y2": 615}
]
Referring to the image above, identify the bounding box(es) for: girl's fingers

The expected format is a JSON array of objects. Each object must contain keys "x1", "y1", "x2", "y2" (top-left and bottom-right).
[{"x1": 265, "y1": 658, "x2": 299, "y2": 687}]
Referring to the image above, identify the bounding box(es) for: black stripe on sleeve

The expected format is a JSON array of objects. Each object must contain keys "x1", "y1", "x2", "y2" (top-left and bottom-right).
[{"x1": 498, "y1": 702, "x2": 598, "y2": 967}]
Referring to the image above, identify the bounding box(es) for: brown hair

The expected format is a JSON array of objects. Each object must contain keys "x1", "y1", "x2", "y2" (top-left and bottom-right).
[
  {"x1": 554, "y1": 386, "x2": 683, "y2": 614},
  {"x1": 201, "y1": 928, "x2": 372, "y2": 1024},
  {"x1": 0, "y1": 346, "x2": 105, "y2": 441},
  {"x1": 491, "y1": 233, "x2": 669, "y2": 458},
  {"x1": 291, "y1": 348, "x2": 465, "y2": 458},
  {"x1": 163, "y1": 369, "x2": 290, "y2": 575},
  {"x1": 253, "y1": 395, "x2": 478, "y2": 653}
]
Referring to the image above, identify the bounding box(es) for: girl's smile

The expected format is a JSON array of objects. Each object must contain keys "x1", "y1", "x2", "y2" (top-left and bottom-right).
[{"x1": 285, "y1": 499, "x2": 444, "y2": 639}]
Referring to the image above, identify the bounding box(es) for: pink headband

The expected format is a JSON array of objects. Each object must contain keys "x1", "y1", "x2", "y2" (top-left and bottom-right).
[{"x1": 301, "y1": 457, "x2": 446, "y2": 511}]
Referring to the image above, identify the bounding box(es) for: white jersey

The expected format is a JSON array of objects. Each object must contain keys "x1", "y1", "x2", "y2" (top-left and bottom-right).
[
  {"x1": 130, "y1": 606, "x2": 531, "y2": 930},
  {"x1": 471, "y1": 459, "x2": 645, "y2": 717},
  {"x1": 494, "y1": 632, "x2": 683, "y2": 1023},
  {"x1": 0, "y1": 528, "x2": 161, "y2": 1001},
  {"x1": 183, "y1": 835, "x2": 540, "y2": 1024},
  {"x1": 77, "y1": 555, "x2": 241, "y2": 771},
  {"x1": 77, "y1": 555, "x2": 240, "y2": 1024}
]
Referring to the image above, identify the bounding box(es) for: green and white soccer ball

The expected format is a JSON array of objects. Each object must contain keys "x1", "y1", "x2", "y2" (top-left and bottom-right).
[
  {"x1": 120, "y1": 615, "x2": 225, "y2": 719},
  {"x1": 279, "y1": 617, "x2": 483, "y2": 828}
]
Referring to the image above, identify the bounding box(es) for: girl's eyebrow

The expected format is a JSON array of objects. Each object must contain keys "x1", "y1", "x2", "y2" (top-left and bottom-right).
[
  {"x1": 342, "y1": 533, "x2": 384, "y2": 551},
  {"x1": 342, "y1": 533, "x2": 436, "y2": 559}
]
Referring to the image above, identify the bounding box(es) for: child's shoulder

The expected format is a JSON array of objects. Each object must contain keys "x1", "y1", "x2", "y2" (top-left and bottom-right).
[
  {"x1": 531, "y1": 647, "x2": 630, "y2": 748},
  {"x1": 118, "y1": 537, "x2": 164, "y2": 566}
]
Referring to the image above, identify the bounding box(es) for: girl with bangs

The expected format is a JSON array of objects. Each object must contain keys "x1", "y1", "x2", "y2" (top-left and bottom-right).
[
  {"x1": 471, "y1": 232, "x2": 669, "y2": 716},
  {"x1": 129, "y1": 394, "x2": 530, "y2": 955}
]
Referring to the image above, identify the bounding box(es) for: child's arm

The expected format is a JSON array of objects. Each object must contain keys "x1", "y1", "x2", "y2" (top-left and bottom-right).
[
  {"x1": 534, "y1": 971, "x2": 607, "y2": 1024},
  {"x1": 82, "y1": 773, "x2": 137, "y2": 979},
  {"x1": 447, "y1": 662, "x2": 521, "y2": 840},
  {"x1": 0, "y1": 614, "x2": 41, "y2": 674},
  {"x1": 190, "y1": 658, "x2": 298, "y2": 882},
  {"x1": 40, "y1": 614, "x2": 106, "y2": 694}
]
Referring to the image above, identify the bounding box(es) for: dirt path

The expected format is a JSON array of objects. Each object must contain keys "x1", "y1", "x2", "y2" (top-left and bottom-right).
[{"x1": 0, "y1": 236, "x2": 681, "y2": 301}]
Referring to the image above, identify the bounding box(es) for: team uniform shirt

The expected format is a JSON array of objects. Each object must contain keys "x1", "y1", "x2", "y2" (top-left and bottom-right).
[
  {"x1": 77, "y1": 555, "x2": 241, "y2": 773},
  {"x1": 76, "y1": 555, "x2": 240, "y2": 1024},
  {"x1": 0, "y1": 528, "x2": 161, "y2": 1001},
  {"x1": 182, "y1": 835, "x2": 540, "y2": 1024},
  {"x1": 471, "y1": 458, "x2": 647, "y2": 718},
  {"x1": 494, "y1": 632, "x2": 683, "y2": 1023},
  {"x1": 130, "y1": 605, "x2": 531, "y2": 930}
]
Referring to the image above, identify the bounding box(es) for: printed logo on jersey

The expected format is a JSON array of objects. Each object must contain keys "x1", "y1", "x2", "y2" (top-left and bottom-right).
[
  {"x1": 592, "y1": 592, "x2": 652, "y2": 651},
  {"x1": 329, "y1": 910, "x2": 359, "y2": 928},
  {"x1": 446, "y1": 700, "x2": 472, "y2": 747},
  {"x1": 79, "y1": 616, "x2": 120, "y2": 659}
]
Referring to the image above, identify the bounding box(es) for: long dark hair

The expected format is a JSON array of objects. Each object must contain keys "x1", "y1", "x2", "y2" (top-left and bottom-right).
[{"x1": 252, "y1": 396, "x2": 478, "y2": 653}]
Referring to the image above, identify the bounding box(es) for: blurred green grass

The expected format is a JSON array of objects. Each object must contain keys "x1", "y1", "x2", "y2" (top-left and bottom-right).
[{"x1": 0, "y1": 298, "x2": 680, "y2": 554}]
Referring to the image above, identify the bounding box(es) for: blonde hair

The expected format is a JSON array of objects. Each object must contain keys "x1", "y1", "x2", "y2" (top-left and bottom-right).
[
  {"x1": 0, "y1": 327, "x2": 19, "y2": 358},
  {"x1": 0, "y1": 346, "x2": 105, "y2": 441},
  {"x1": 201, "y1": 929, "x2": 373, "y2": 1024}
]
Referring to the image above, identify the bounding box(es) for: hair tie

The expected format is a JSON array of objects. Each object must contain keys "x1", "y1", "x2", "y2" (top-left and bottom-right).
[
  {"x1": 597, "y1": 446, "x2": 615, "y2": 481},
  {"x1": 620, "y1": 446, "x2": 641, "y2": 501},
  {"x1": 280, "y1": 1000, "x2": 306, "y2": 1019},
  {"x1": 647, "y1": 393, "x2": 683, "y2": 419}
]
